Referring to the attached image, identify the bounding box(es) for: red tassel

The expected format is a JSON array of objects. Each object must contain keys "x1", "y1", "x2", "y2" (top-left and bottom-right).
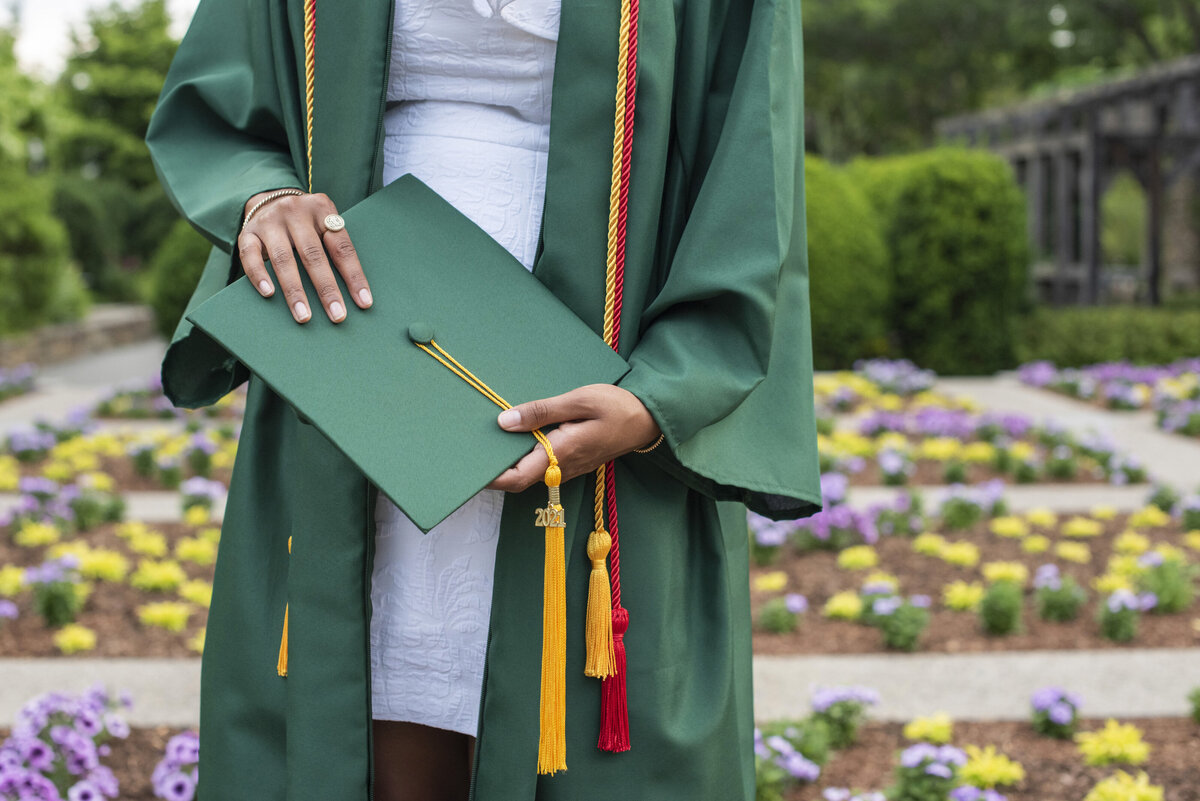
[{"x1": 597, "y1": 606, "x2": 630, "y2": 752}]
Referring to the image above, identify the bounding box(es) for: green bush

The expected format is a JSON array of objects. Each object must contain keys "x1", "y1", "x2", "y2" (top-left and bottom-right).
[
  {"x1": 1016, "y1": 306, "x2": 1200, "y2": 366},
  {"x1": 883, "y1": 148, "x2": 1030, "y2": 375},
  {"x1": 0, "y1": 160, "x2": 90, "y2": 336},
  {"x1": 52, "y1": 175, "x2": 131, "y2": 301},
  {"x1": 148, "y1": 217, "x2": 217, "y2": 339},
  {"x1": 804, "y1": 156, "x2": 890, "y2": 368},
  {"x1": 979, "y1": 580, "x2": 1023, "y2": 635}
]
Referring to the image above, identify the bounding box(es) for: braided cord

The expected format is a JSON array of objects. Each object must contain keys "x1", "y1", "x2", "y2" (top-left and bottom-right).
[{"x1": 303, "y1": 0, "x2": 316, "y2": 192}]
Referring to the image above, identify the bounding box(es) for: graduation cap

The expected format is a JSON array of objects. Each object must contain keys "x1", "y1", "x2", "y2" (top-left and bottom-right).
[{"x1": 187, "y1": 172, "x2": 628, "y2": 773}]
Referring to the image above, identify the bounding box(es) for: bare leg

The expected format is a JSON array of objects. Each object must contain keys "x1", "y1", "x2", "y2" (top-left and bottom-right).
[{"x1": 372, "y1": 719, "x2": 471, "y2": 801}]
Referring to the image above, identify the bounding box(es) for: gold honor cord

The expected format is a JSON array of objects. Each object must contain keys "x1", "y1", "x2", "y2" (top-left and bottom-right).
[{"x1": 413, "y1": 338, "x2": 568, "y2": 775}]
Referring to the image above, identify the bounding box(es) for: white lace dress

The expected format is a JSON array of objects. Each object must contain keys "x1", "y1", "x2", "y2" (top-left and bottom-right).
[{"x1": 369, "y1": 0, "x2": 561, "y2": 738}]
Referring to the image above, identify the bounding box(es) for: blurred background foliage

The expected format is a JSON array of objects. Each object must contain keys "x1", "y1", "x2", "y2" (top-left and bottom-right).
[{"x1": 0, "y1": 0, "x2": 1198, "y2": 372}]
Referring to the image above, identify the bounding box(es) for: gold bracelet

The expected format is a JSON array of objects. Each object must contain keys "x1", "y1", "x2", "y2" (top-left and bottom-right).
[
  {"x1": 242, "y1": 188, "x2": 305, "y2": 229},
  {"x1": 632, "y1": 433, "x2": 664, "y2": 454}
]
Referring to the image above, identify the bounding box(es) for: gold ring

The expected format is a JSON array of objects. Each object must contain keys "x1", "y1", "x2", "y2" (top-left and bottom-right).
[{"x1": 323, "y1": 214, "x2": 346, "y2": 234}]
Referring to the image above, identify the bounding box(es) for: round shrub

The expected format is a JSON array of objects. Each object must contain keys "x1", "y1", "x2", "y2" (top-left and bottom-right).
[
  {"x1": 0, "y1": 159, "x2": 89, "y2": 335},
  {"x1": 877, "y1": 148, "x2": 1030, "y2": 375},
  {"x1": 804, "y1": 155, "x2": 890, "y2": 369},
  {"x1": 148, "y1": 217, "x2": 216, "y2": 339}
]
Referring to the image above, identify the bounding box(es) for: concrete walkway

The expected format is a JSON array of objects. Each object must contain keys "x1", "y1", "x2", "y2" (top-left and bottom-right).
[{"x1": 3, "y1": 648, "x2": 1196, "y2": 726}]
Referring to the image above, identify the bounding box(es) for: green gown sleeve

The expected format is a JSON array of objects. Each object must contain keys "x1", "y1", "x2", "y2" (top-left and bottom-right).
[
  {"x1": 145, "y1": 0, "x2": 306, "y2": 409},
  {"x1": 616, "y1": 0, "x2": 823, "y2": 521}
]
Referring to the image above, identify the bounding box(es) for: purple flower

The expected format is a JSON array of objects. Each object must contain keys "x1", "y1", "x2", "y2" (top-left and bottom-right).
[
  {"x1": 950, "y1": 787, "x2": 982, "y2": 801},
  {"x1": 878, "y1": 450, "x2": 908, "y2": 475},
  {"x1": 811, "y1": 685, "x2": 880, "y2": 714},
  {"x1": 924, "y1": 761, "x2": 953, "y2": 778},
  {"x1": 1106, "y1": 589, "x2": 1140, "y2": 613},
  {"x1": 1137, "y1": 591, "x2": 1158, "y2": 611},
  {"x1": 900, "y1": 742, "x2": 938, "y2": 768},
  {"x1": 784, "y1": 593, "x2": 808, "y2": 614},
  {"x1": 1047, "y1": 702, "x2": 1074, "y2": 726},
  {"x1": 0, "y1": 600, "x2": 18, "y2": 620},
  {"x1": 823, "y1": 790, "x2": 852, "y2": 801},
  {"x1": 778, "y1": 750, "x2": 820, "y2": 781},
  {"x1": 909, "y1": 594, "x2": 931, "y2": 608},
  {"x1": 1136, "y1": 551, "x2": 1164, "y2": 568},
  {"x1": 69, "y1": 780, "x2": 102, "y2": 801},
  {"x1": 164, "y1": 732, "x2": 200, "y2": 767},
  {"x1": 1033, "y1": 563, "x2": 1061, "y2": 590},
  {"x1": 871, "y1": 596, "x2": 902, "y2": 616},
  {"x1": 155, "y1": 770, "x2": 197, "y2": 801}
]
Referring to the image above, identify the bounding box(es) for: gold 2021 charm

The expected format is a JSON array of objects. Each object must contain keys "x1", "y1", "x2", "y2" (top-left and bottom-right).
[{"x1": 535, "y1": 505, "x2": 565, "y2": 528}]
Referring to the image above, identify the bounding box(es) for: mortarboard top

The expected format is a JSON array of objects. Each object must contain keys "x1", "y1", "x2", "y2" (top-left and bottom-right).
[{"x1": 186, "y1": 172, "x2": 630, "y2": 533}]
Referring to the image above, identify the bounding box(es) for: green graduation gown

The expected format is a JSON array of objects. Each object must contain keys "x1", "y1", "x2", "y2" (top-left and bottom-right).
[{"x1": 144, "y1": 0, "x2": 822, "y2": 798}]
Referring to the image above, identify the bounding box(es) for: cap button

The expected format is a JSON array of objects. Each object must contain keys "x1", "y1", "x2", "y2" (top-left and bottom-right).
[{"x1": 408, "y1": 323, "x2": 435, "y2": 344}]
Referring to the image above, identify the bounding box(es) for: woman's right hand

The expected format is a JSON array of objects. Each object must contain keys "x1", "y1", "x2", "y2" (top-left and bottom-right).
[{"x1": 237, "y1": 190, "x2": 374, "y2": 324}]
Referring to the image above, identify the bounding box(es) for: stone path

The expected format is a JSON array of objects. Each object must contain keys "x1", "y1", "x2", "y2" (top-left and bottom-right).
[{"x1": 2, "y1": 354, "x2": 1199, "y2": 727}]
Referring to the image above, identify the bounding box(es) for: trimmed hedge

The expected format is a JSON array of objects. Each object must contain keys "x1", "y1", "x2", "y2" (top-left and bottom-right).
[
  {"x1": 849, "y1": 148, "x2": 1030, "y2": 375},
  {"x1": 0, "y1": 160, "x2": 89, "y2": 336},
  {"x1": 805, "y1": 155, "x2": 890, "y2": 368},
  {"x1": 148, "y1": 217, "x2": 215, "y2": 339},
  {"x1": 1015, "y1": 306, "x2": 1200, "y2": 367}
]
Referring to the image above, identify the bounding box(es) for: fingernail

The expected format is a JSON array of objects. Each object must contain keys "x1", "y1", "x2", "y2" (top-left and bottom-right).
[
  {"x1": 330, "y1": 301, "x2": 345, "y2": 321},
  {"x1": 498, "y1": 409, "x2": 521, "y2": 429},
  {"x1": 294, "y1": 302, "x2": 310, "y2": 320},
  {"x1": 258, "y1": 279, "x2": 272, "y2": 295},
  {"x1": 359, "y1": 288, "x2": 373, "y2": 306}
]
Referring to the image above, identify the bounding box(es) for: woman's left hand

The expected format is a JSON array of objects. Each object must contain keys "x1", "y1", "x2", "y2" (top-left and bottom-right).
[{"x1": 485, "y1": 384, "x2": 661, "y2": 492}]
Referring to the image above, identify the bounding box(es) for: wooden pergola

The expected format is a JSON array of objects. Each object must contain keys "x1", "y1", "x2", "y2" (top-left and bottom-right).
[{"x1": 937, "y1": 55, "x2": 1200, "y2": 305}]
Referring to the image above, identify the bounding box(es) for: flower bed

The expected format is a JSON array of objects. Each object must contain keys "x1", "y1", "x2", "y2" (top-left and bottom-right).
[
  {"x1": 0, "y1": 519, "x2": 215, "y2": 657},
  {"x1": 1018, "y1": 359, "x2": 1200, "y2": 439},
  {"x1": 749, "y1": 483, "x2": 1200, "y2": 655},
  {"x1": 821, "y1": 412, "x2": 1147, "y2": 488},
  {"x1": 815, "y1": 359, "x2": 972, "y2": 417},
  {"x1": 91, "y1": 377, "x2": 243, "y2": 421},
  {"x1": 3, "y1": 423, "x2": 237, "y2": 494}
]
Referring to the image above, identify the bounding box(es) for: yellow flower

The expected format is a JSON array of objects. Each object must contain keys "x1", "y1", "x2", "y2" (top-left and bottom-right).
[
  {"x1": 1129, "y1": 505, "x2": 1171, "y2": 529},
  {"x1": 117, "y1": 521, "x2": 154, "y2": 540},
  {"x1": 1114, "y1": 531, "x2": 1150, "y2": 555},
  {"x1": 1083, "y1": 770, "x2": 1164, "y2": 801},
  {"x1": 939, "y1": 541, "x2": 980, "y2": 568},
  {"x1": 176, "y1": 537, "x2": 217, "y2": 566},
  {"x1": 41, "y1": 461, "x2": 77, "y2": 482},
  {"x1": 53, "y1": 624, "x2": 97, "y2": 654},
  {"x1": 198, "y1": 526, "x2": 223, "y2": 544},
  {"x1": 0, "y1": 455, "x2": 19, "y2": 491},
  {"x1": 1021, "y1": 535, "x2": 1050, "y2": 554},
  {"x1": 961, "y1": 442, "x2": 995, "y2": 464},
  {"x1": 1063, "y1": 517, "x2": 1103, "y2": 538},
  {"x1": 178, "y1": 579, "x2": 213, "y2": 608},
  {"x1": 130, "y1": 560, "x2": 188, "y2": 592},
  {"x1": 138, "y1": 601, "x2": 194, "y2": 632},
  {"x1": 1093, "y1": 573, "x2": 1134, "y2": 594},
  {"x1": 1107, "y1": 554, "x2": 1144, "y2": 578},
  {"x1": 78, "y1": 550, "x2": 129, "y2": 582},
  {"x1": 942, "y1": 580, "x2": 985, "y2": 611},
  {"x1": 917, "y1": 437, "x2": 961, "y2": 462},
  {"x1": 982, "y1": 561, "x2": 1028, "y2": 586},
  {"x1": 78, "y1": 471, "x2": 115, "y2": 493},
  {"x1": 0, "y1": 565, "x2": 26, "y2": 596},
  {"x1": 1152, "y1": 544, "x2": 1186, "y2": 565},
  {"x1": 863, "y1": 571, "x2": 900, "y2": 592},
  {"x1": 1024, "y1": 507, "x2": 1058, "y2": 528},
  {"x1": 823, "y1": 591, "x2": 863, "y2": 620},
  {"x1": 1090, "y1": 505, "x2": 1119, "y2": 520},
  {"x1": 128, "y1": 531, "x2": 168, "y2": 558},
  {"x1": 989, "y1": 516, "x2": 1029, "y2": 539},
  {"x1": 1183, "y1": 531, "x2": 1200, "y2": 552},
  {"x1": 959, "y1": 744, "x2": 1026, "y2": 788},
  {"x1": 913, "y1": 532, "x2": 947, "y2": 556},
  {"x1": 184, "y1": 505, "x2": 212, "y2": 527},
  {"x1": 188, "y1": 628, "x2": 206, "y2": 654},
  {"x1": 1055, "y1": 542, "x2": 1092, "y2": 564},
  {"x1": 876, "y1": 431, "x2": 911, "y2": 454},
  {"x1": 837, "y1": 545, "x2": 878, "y2": 571},
  {"x1": 903, "y1": 713, "x2": 953, "y2": 744},
  {"x1": 14, "y1": 521, "x2": 60, "y2": 548},
  {"x1": 1009, "y1": 441, "x2": 1036, "y2": 462},
  {"x1": 1075, "y1": 720, "x2": 1150, "y2": 766},
  {"x1": 73, "y1": 581, "x2": 93, "y2": 605},
  {"x1": 877, "y1": 393, "x2": 904, "y2": 411},
  {"x1": 753, "y1": 571, "x2": 788, "y2": 593}
]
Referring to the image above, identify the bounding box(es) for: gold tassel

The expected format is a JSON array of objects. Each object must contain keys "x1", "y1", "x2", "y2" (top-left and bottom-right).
[
  {"x1": 276, "y1": 536, "x2": 291, "y2": 677},
  {"x1": 584, "y1": 527, "x2": 615, "y2": 678},
  {"x1": 537, "y1": 464, "x2": 567, "y2": 775}
]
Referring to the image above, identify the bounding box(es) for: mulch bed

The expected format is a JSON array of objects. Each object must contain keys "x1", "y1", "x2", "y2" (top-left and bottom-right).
[
  {"x1": 790, "y1": 717, "x2": 1200, "y2": 801},
  {"x1": 752, "y1": 513, "x2": 1199, "y2": 655},
  {"x1": 0, "y1": 522, "x2": 212, "y2": 658}
]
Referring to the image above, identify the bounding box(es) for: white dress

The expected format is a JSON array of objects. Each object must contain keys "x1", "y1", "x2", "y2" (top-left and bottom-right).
[{"x1": 369, "y1": 0, "x2": 561, "y2": 738}]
